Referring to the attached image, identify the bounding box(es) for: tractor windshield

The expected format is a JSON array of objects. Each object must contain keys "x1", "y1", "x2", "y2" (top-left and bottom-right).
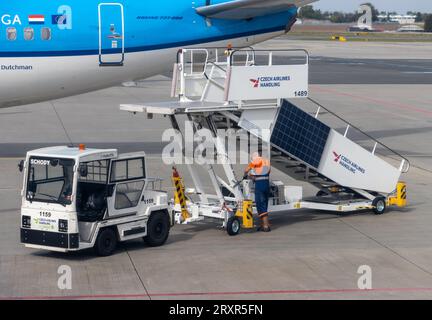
[{"x1": 26, "y1": 157, "x2": 75, "y2": 206}]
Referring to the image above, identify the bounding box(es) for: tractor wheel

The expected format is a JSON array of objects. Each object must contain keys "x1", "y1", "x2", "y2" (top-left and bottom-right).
[
  {"x1": 94, "y1": 228, "x2": 117, "y2": 256},
  {"x1": 144, "y1": 212, "x2": 170, "y2": 247}
]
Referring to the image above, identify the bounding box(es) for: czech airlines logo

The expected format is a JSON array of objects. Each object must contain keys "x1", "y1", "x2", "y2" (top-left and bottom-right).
[
  {"x1": 250, "y1": 79, "x2": 260, "y2": 88},
  {"x1": 249, "y1": 76, "x2": 291, "y2": 88},
  {"x1": 332, "y1": 150, "x2": 366, "y2": 175}
]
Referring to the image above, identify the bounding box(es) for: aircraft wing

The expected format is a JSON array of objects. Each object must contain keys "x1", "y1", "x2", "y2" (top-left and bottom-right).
[{"x1": 196, "y1": 0, "x2": 318, "y2": 20}]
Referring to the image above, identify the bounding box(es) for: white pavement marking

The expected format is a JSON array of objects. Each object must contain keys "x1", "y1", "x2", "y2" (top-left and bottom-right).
[{"x1": 402, "y1": 72, "x2": 432, "y2": 74}]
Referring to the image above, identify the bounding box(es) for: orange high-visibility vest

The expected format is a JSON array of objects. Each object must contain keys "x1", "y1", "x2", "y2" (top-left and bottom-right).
[{"x1": 247, "y1": 156, "x2": 271, "y2": 177}]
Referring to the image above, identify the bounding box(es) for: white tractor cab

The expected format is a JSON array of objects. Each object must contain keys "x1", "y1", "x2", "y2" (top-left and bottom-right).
[{"x1": 19, "y1": 145, "x2": 173, "y2": 256}]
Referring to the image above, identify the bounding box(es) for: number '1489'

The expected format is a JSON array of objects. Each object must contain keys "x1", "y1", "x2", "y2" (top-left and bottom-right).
[{"x1": 295, "y1": 90, "x2": 308, "y2": 97}]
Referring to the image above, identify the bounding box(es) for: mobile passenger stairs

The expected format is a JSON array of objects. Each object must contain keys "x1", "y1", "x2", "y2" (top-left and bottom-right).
[{"x1": 121, "y1": 47, "x2": 410, "y2": 235}]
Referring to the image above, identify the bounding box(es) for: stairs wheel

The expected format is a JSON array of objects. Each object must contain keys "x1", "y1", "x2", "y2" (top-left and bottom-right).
[
  {"x1": 372, "y1": 197, "x2": 387, "y2": 215},
  {"x1": 227, "y1": 217, "x2": 241, "y2": 236}
]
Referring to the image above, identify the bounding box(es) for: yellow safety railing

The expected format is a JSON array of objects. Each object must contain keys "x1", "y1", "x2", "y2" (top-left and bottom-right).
[{"x1": 172, "y1": 167, "x2": 190, "y2": 221}]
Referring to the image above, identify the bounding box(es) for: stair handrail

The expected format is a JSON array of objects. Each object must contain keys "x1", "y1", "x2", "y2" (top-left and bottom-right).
[
  {"x1": 308, "y1": 97, "x2": 410, "y2": 173},
  {"x1": 176, "y1": 47, "x2": 256, "y2": 101},
  {"x1": 230, "y1": 48, "x2": 309, "y2": 66}
]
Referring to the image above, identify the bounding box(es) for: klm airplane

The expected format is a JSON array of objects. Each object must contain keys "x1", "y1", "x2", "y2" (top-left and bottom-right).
[{"x1": 0, "y1": 0, "x2": 316, "y2": 108}]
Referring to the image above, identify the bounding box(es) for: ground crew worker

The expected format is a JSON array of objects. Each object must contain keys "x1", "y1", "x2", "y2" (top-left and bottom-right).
[{"x1": 244, "y1": 152, "x2": 271, "y2": 232}]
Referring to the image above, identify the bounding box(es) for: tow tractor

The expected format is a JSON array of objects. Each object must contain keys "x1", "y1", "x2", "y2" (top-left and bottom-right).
[{"x1": 19, "y1": 145, "x2": 173, "y2": 256}]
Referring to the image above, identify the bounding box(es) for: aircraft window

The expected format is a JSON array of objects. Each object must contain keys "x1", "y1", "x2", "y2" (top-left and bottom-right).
[
  {"x1": 6, "y1": 28, "x2": 17, "y2": 41},
  {"x1": 41, "y1": 28, "x2": 51, "y2": 41},
  {"x1": 24, "y1": 27, "x2": 34, "y2": 41}
]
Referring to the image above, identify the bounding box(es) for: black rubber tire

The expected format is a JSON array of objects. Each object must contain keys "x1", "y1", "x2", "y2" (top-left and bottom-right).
[
  {"x1": 372, "y1": 197, "x2": 387, "y2": 215},
  {"x1": 227, "y1": 216, "x2": 241, "y2": 236},
  {"x1": 94, "y1": 228, "x2": 117, "y2": 256},
  {"x1": 144, "y1": 212, "x2": 170, "y2": 247}
]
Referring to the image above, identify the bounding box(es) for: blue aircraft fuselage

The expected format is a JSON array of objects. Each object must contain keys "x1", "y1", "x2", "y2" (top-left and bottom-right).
[{"x1": 0, "y1": 1, "x2": 298, "y2": 107}]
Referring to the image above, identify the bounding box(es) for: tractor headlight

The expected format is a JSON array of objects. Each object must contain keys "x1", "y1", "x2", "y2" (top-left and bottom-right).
[
  {"x1": 22, "y1": 215, "x2": 31, "y2": 228},
  {"x1": 58, "y1": 219, "x2": 68, "y2": 233}
]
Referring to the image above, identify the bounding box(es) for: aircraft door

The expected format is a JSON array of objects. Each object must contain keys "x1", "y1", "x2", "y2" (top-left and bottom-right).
[{"x1": 98, "y1": 3, "x2": 125, "y2": 66}]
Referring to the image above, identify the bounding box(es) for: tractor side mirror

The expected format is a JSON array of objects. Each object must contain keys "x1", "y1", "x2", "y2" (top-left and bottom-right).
[
  {"x1": 18, "y1": 160, "x2": 24, "y2": 173},
  {"x1": 79, "y1": 164, "x2": 88, "y2": 177}
]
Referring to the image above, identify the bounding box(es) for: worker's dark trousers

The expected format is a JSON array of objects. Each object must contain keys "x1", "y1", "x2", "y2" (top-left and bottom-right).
[{"x1": 255, "y1": 179, "x2": 270, "y2": 215}]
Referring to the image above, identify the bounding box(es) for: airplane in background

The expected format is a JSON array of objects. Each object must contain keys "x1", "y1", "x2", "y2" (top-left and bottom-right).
[{"x1": 0, "y1": 0, "x2": 317, "y2": 108}]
